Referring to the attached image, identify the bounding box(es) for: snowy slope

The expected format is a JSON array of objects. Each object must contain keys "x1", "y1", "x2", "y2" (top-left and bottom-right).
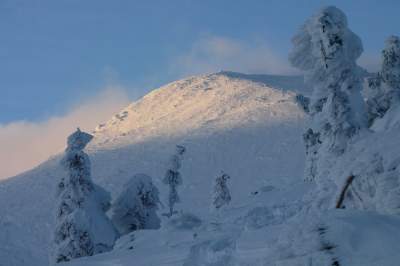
[
  {"x1": 61, "y1": 70, "x2": 400, "y2": 265},
  {"x1": 0, "y1": 72, "x2": 308, "y2": 266}
]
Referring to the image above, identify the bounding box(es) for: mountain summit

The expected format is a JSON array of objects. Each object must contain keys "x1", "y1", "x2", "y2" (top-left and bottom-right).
[{"x1": 90, "y1": 72, "x2": 307, "y2": 149}]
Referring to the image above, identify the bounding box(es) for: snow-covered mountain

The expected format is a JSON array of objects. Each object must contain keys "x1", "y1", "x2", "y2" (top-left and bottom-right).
[
  {"x1": 0, "y1": 72, "x2": 308, "y2": 266},
  {"x1": 2, "y1": 71, "x2": 400, "y2": 266}
]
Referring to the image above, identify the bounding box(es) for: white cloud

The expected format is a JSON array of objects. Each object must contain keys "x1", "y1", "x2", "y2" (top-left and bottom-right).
[
  {"x1": 171, "y1": 35, "x2": 383, "y2": 77},
  {"x1": 170, "y1": 35, "x2": 298, "y2": 77},
  {"x1": 0, "y1": 87, "x2": 130, "y2": 180}
]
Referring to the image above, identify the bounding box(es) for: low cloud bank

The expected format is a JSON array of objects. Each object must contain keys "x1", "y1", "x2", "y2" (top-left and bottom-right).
[{"x1": 0, "y1": 87, "x2": 129, "y2": 180}]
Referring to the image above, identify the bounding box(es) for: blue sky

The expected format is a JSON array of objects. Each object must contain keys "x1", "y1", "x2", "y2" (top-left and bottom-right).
[
  {"x1": 1, "y1": 0, "x2": 400, "y2": 123},
  {"x1": 1, "y1": 0, "x2": 400, "y2": 179}
]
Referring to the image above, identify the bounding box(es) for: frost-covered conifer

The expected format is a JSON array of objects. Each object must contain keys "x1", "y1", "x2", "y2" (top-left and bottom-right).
[
  {"x1": 52, "y1": 129, "x2": 117, "y2": 264},
  {"x1": 110, "y1": 174, "x2": 161, "y2": 235},
  {"x1": 381, "y1": 36, "x2": 400, "y2": 88},
  {"x1": 212, "y1": 172, "x2": 231, "y2": 210},
  {"x1": 163, "y1": 145, "x2": 185, "y2": 217},
  {"x1": 366, "y1": 36, "x2": 400, "y2": 125},
  {"x1": 289, "y1": 6, "x2": 366, "y2": 181}
]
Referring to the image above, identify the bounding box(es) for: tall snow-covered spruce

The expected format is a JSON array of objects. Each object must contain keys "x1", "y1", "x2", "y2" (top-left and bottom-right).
[
  {"x1": 163, "y1": 145, "x2": 185, "y2": 217},
  {"x1": 52, "y1": 129, "x2": 117, "y2": 264},
  {"x1": 289, "y1": 6, "x2": 366, "y2": 181},
  {"x1": 110, "y1": 174, "x2": 161, "y2": 235},
  {"x1": 366, "y1": 36, "x2": 400, "y2": 125},
  {"x1": 211, "y1": 172, "x2": 231, "y2": 210}
]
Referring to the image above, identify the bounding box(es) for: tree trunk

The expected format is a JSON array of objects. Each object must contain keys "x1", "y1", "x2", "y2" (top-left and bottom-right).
[{"x1": 335, "y1": 175, "x2": 355, "y2": 209}]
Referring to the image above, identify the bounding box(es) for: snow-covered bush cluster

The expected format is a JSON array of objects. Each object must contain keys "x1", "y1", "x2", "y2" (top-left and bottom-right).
[{"x1": 110, "y1": 173, "x2": 161, "y2": 235}]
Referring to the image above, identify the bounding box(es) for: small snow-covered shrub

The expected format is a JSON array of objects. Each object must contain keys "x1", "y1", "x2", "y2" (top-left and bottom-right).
[
  {"x1": 211, "y1": 172, "x2": 231, "y2": 210},
  {"x1": 111, "y1": 174, "x2": 161, "y2": 235}
]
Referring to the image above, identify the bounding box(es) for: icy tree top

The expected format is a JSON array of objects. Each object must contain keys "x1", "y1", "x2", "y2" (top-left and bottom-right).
[
  {"x1": 217, "y1": 172, "x2": 230, "y2": 182},
  {"x1": 176, "y1": 145, "x2": 186, "y2": 156},
  {"x1": 289, "y1": 6, "x2": 363, "y2": 83},
  {"x1": 66, "y1": 128, "x2": 94, "y2": 151},
  {"x1": 166, "y1": 145, "x2": 186, "y2": 171},
  {"x1": 381, "y1": 35, "x2": 400, "y2": 87}
]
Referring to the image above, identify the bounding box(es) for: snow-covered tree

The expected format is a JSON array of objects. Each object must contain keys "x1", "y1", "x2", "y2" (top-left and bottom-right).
[
  {"x1": 295, "y1": 94, "x2": 310, "y2": 114},
  {"x1": 381, "y1": 36, "x2": 400, "y2": 89},
  {"x1": 163, "y1": 145, "x2": 185, "y2": 217},
  {"x1": 366, "y1": 36, "x2": 400, "y2": 125},
  {"x1": 211, "y1": 172, "x2": 231, "y2": 210},
  {"x1": 289, "y1": 6, "x2": 366, "y2": 181},
  {"x1": 52, "y1": 129, "x2": 117, "y2": 264},
  {"x1": 110, "y1": 174, "x2": 161, "y2": 235}
]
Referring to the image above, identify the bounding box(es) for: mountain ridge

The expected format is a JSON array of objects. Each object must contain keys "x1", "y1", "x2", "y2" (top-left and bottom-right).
[{"x1": 90, "y1": 71, "x2": 307, "y2": 149}]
